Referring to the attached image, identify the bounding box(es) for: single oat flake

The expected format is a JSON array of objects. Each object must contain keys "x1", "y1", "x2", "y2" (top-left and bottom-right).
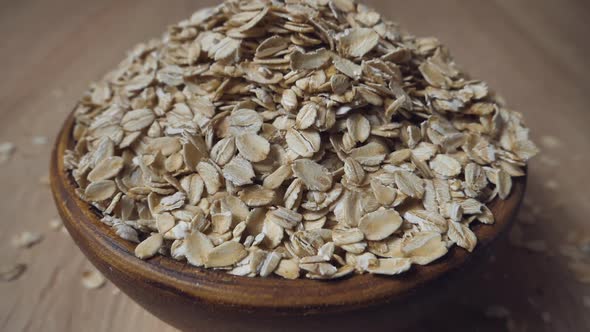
[
  {"x1": 65, "y1": 0, "x2": 537, "y2": 279},
  {"x1": 0, "y1": 142, "x2": 15, "y2": 164},
  {"x1": 11, "y1": 231, "x2": 43, "y2": 249},
  {"x1": 0, "y1": 263, "x2": 27, "y2": 282},
  {"x1": 81, "y1": 269, "x2": 107, "y2": 289}
]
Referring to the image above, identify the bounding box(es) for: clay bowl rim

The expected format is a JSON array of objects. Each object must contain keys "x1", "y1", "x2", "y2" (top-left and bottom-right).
[{"x1": 50, "y1": 111, "x2": 525, "y2": 316}]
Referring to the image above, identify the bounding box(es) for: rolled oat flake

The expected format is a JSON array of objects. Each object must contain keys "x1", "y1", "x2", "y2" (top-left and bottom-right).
[{"x1": 65, "y1": 0, "x2": 538, "y2": 279}]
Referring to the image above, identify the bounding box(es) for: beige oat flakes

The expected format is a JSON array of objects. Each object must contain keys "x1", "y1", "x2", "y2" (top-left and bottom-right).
[
  {"x1": 519, "y1": 239, "x2": 548, "y2": 253},
  {"x1": 0, "y1": 142, "x2": 15, "y2": 164},
  {"x1": 32, "y1": 136, "x2": 49, "y2": 145},
  {"x1": 49, "y1": 218, "x2": 63, "y2": 231},
  {"x1": 540, "y1": 135, "x2": 561, "y2": 149},
  {"x1": 11, "y1": 231, "x2": 43, "y2": 249},
  {"x1": 0, "y1": 263, "x2": 27, "y2": 282},
  {"x1": 81, "y1": 268, "x2": 107, "y2": 289},
  {"x1": 64, "y1": 0, "x2": 537, "y2": 279}
]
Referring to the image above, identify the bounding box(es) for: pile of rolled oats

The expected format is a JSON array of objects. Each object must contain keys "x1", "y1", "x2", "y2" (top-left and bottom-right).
[{"x1": 65, "y1": 0, "x2": 538, "y2": 279}]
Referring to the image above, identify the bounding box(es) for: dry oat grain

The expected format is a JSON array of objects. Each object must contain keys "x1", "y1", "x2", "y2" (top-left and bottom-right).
[{"x1": 65, "y1": 0, "x2": 537, "y2": 279}]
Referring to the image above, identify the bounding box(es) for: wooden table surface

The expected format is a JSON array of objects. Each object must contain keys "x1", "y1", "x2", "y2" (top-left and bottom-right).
[{"x1": 1, "y1": 0, "x2": 589, "y2": 331}]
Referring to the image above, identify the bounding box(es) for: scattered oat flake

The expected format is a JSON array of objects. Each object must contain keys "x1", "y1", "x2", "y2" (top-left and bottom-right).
[
  {"x1": 11, "y1": 231, "x2": 43, "y2": 249},
  {"x1": 0, "y1": 142, "x2": 16, "y2": 163},
  {"x1": 540, "y1": 135, "x2": 561, "y2": 149},
  {"x1": 32, "y1": 136, "x2": 49, "y2": 145},
  {"x1": 49, "y1": 218, "x2": 63, "y2": 230},
  {"x1": 0, "y1": 263, "x2": 27, "y2": 282},
  {"x1": 81, "y1": 269, "x2": 106, "y2": 289},
  {"x1": 544, "y1": 179, "x2": 558, "y2": 190}
]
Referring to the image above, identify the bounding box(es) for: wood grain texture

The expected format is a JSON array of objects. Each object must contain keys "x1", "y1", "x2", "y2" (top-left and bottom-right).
[{"x1": 1, "y1": 0, "x2": 589, "y2": 331}]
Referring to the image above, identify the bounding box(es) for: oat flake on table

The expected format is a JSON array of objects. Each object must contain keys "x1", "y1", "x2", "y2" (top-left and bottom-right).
[
  {"x1": 0, "y1": 142, "x2": 15, "y2": 164},
  {"x1": 64, "y1": 0, "x2": 538, "y2": 279},
  {"x1": 81, "y1": 269, "x2": 107, "y2": 289},
  {"x1": 0, "y1": 263, "x2": 27, "y2": 282},
  {"x1": 32, "y1": 136, "x2": 49, "y2": 145},
  {"x1": 11, "y1": 231, "x2": 43, "y2": 249},
  {"x1": 49, "y1": 218, "x2": 63, "y2": 230}
]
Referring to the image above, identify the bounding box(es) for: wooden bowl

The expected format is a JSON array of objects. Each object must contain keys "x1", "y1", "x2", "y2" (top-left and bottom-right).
[{"x1": 50, "y1": 113, "x2": 526, "y2": 332}]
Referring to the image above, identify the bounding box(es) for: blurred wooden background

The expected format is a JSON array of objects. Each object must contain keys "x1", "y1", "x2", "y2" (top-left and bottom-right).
[{"x1": 1, "y1": 0, "x2": 589, "y2": 331}]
